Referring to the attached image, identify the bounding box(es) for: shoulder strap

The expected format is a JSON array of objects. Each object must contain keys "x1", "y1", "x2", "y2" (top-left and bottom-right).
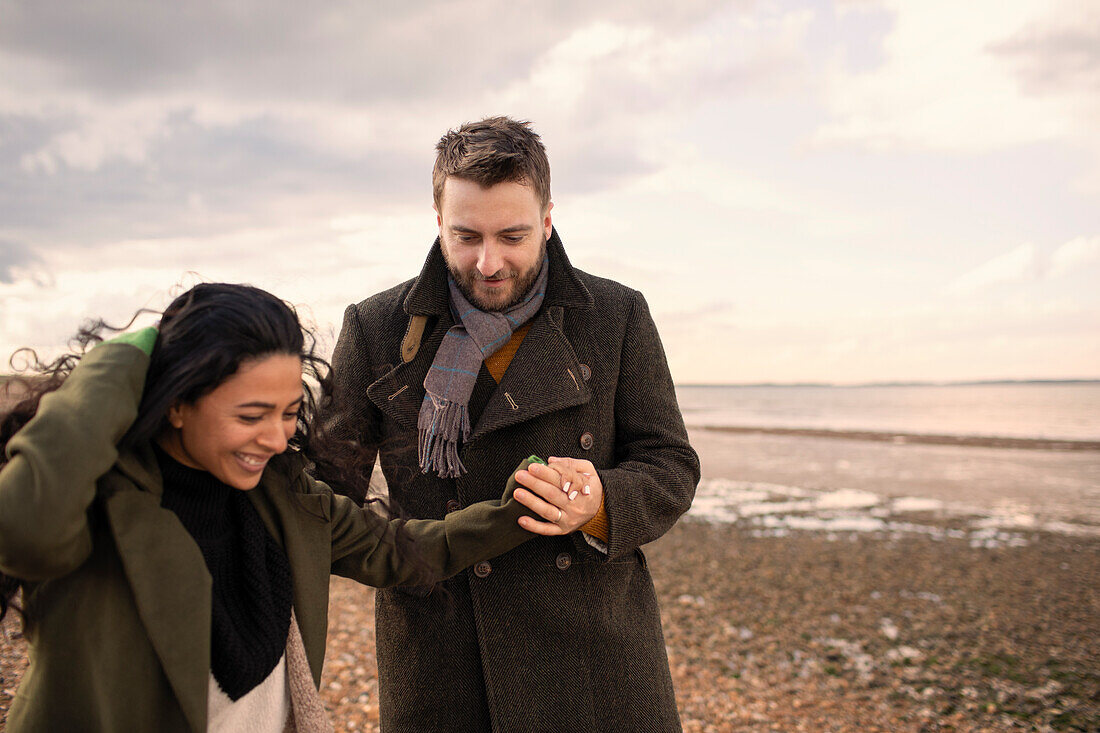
[{"x1": 401, "y1": 314, "x2": 429, "y2": 363}]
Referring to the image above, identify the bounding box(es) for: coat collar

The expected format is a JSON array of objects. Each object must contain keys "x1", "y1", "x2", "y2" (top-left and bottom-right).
[
  {"x1": 402, "y1": 228, "x2": 594, "y2": 316},
  {"x1": 368, "y1": 231, "x2": 594, "y2": 440},
  {"x1": 104, "y1": 445, "x2": 331, "y2": 730}
]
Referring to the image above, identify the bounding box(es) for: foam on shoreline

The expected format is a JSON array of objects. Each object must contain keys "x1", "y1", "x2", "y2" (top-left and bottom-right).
[{"x1": 688, "y1": 476, "x2": 1100, "y2": 547}]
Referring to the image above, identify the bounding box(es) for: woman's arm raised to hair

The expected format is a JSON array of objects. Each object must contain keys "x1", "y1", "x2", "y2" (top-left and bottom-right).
[{"x1": 0, "y1": 334, "x2": 152, "y2": 581}]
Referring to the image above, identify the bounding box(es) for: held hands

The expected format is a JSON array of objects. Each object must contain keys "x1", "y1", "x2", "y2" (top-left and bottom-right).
[{"x1": 512, "y1": 457, "x2": 603, "y2": 536}]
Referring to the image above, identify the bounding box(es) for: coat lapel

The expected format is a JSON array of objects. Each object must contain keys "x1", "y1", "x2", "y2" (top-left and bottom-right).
[
  {"x1": 245, "y1": 456, "x2": 332, "y2": 685},
  {"x1": 469, "y1": 306, "x2": 591, "y2": 441},
  {"x1": 366, "y1": 312, "x2": 447, "y2": 432},
  {"x1": 105, "y1": 446, "x2": 337, "y2": 726},
  {"x1": 366, "y1": 238, "x2": 451, "y2": 431},
  {"x1": 105, "y1": 446, "x2": 211, "y2": 733}
]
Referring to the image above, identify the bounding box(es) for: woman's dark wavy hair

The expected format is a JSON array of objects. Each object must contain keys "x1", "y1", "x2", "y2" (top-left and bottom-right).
[{"x1": 1, "y1": 282, "x2": 423, "y2": 622}]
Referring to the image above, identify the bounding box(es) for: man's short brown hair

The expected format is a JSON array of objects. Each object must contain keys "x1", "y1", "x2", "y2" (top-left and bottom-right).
[{"x1": 432, "y1": 116, "x2": 552, "y2": 212}]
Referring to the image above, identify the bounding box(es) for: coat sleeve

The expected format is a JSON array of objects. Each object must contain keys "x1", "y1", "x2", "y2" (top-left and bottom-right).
[
  {"x1": 318, "y1": 457, "x2": 540, "y2": 586},
  {"x1": 598, "y1": 291, "x2": 700, "y2": 560},
  {"x1": 0, "y1": 341, "x2": 149, "y2": 581}
]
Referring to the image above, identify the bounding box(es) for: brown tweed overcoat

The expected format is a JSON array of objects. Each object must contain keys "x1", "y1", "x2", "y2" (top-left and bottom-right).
[{"x1": 327, "y1": 229, "x2": 701, "y2": 732}]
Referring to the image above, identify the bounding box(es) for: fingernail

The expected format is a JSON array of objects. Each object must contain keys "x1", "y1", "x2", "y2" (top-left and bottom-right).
[
  {"x1": 562, "y1": 481, "x2": 571, "y2": 493},
  {"x1": 583, "y1": 485, "x2": 591, "y2": 495},
  {"x1": 568, "y1": 490, "x2": 578, "y2": 501}
]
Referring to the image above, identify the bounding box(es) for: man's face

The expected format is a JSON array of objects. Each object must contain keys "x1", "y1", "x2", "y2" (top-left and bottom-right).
[{"x1": 436, "y1": 178, "x2": 552, "y2": 312}]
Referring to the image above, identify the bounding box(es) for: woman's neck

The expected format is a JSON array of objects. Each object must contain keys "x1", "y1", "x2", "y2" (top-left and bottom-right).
[{"x1": 155, "y1": 430, "x2": 205, "y2": 472}]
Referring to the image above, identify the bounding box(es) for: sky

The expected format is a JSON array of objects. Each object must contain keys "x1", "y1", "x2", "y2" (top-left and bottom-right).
[{"x1": 1, "y1": 0, "x2": 1097, "y2": 385}]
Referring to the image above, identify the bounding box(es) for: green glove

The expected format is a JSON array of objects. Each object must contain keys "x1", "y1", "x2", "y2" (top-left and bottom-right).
[
  {"x1": 102, "y1": 326, "x2": 158, "y2": 356},
  {"x1": 502, "y1": 455, "x2": 546, "y2": 502}
]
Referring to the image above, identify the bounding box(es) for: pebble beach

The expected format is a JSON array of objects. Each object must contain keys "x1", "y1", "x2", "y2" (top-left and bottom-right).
[{"x1": 3, "y1": 427, "x2": 1099, "y2": 731}]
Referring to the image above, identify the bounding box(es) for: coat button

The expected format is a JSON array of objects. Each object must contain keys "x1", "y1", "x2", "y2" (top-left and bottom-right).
[
  {"x1": 555, "y1": 553, "x2": 572, "y2": 571},
  {"x1": 445, "y1": 499, "x2": 461, "y2": 514},
  {"x1": 579, "y1": 363, "x2": 591, "y2": 381},
  {"x1": 579, "y1": 432, "x2": 594, "y2": 450},
  {"x1": 473, "y1": 561, "x2": 492, "y2": 578}
]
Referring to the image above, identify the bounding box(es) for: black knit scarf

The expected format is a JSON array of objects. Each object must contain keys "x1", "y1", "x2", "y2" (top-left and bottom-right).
[{"x1": 155, "y1": 446, "x2": 293, "y2": 701}]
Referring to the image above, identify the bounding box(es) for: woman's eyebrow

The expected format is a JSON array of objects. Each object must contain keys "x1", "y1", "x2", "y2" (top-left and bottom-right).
[{"x1": 235, "y1": 396, "x2": 304, "y2": 409}]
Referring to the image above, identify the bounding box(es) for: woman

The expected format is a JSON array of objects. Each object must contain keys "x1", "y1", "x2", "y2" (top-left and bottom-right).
[{"x1": 0, "y1": 283, "x2": 577, "y2": 732}]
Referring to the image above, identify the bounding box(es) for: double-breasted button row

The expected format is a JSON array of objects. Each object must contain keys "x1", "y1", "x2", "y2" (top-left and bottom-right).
[
  {"x1": 579, "y1": 432, "x2": 594, "y2": 450},
  {"x1": 445, "y1": 499, "x2": 461, "y2": 514},
  {"x1": 475, "y1": 556, "x2": 573, "y2": 576}
]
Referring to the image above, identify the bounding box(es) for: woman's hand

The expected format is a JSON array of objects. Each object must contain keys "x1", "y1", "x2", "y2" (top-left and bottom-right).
[
  {"x1": 103, "y1": 326, "x2": 158, "y2": 356},
  {"x1": 512, "y1": 457, "x2": 603, "y2": 536}
]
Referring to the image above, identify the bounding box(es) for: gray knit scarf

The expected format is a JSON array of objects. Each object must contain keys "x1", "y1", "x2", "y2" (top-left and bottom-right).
[{"x1": 418, "y1": 257, "x2": 548, "y2": 477}]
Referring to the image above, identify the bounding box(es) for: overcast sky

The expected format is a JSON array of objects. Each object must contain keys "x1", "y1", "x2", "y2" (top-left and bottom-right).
[{"x1": 1, "y1": 0, "x2": 1097, "y2": 384}]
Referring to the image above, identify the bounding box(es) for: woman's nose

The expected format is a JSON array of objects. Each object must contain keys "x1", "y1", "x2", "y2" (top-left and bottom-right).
[{"x1": 257, "y1": 418, "x2": 289, "y2": 453}]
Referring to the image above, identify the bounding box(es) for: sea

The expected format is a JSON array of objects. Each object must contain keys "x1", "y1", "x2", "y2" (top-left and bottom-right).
[
  {"x1": 675, "y1": 382, "x2": 1100, "y2": 442},
  {"x1": 674, "y1": 382, "x2": 1100, "y2": 545}
]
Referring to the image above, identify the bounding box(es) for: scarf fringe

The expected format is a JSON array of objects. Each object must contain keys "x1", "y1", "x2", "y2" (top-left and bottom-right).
[{"x1": 418, "y1": 395, "x2": 471, "y2": 478}]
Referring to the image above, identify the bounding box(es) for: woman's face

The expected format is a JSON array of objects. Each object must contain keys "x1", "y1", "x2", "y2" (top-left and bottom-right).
[{"x1": 159, "y1": 353, "x2": 303, "y2": 490}]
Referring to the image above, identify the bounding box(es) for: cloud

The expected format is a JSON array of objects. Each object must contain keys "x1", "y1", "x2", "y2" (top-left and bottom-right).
[
  {"x1": 949, "y1": 235, "x2": 1100, "y2": 293},
  {"x1": 1, "y1": 1, "x2": 1097, "y2": 384},
  {"x1": 949, "y1": 243, "x2": 1040, "y2": 293},
  {"x1": 990, "y1": 5, "x2": 1100, "y2": 100},
  {"x1": 0, "y1": 217, "x2": 436, "y2": 365},
  {"x1": 1049, "y1": 235, "x2": 1100, "y2": 278},
  {"x1": 0, "y1": 1, "x2": 815, "y2": 248},
  {"x1": 814, "y1": 0, "x2": 1090, "y2": 152},
  {"x1": 0, "y1": 1, "x2": 731, "y2": 102},
  {"x1": 0, "y1": 241, "x2": 42, "y2": 283}
]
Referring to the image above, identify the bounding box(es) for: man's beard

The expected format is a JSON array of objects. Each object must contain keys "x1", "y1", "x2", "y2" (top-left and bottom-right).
[{"x1": 448, "y1": 235, "x2": 546, "y2": 312}]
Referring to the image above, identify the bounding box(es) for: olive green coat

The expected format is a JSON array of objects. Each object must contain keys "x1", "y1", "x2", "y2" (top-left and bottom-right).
[{"x1": 0, "y1": 341, "x2": 536, "y2": 732}]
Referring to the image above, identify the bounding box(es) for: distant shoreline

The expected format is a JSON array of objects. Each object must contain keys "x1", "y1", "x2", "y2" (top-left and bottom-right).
[
  {"x1": 678, "y1": 379, "x2": 1100, "y2": 388},
  {"x1": 692, "y1": 424, "x2": 1100, "y2": 451}
]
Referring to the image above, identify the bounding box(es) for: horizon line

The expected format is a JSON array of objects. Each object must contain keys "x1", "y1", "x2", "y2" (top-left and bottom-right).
[{"x1": 677, "y1": 378, "x2": 1100, "y2": 388}]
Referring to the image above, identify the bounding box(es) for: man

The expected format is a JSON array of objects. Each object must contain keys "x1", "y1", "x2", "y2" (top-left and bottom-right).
[{"x1": 327, "y1": 116, "x2": 699, "y2": 731}]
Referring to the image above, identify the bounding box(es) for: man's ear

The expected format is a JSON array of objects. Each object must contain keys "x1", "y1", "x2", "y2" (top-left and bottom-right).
[{"x1": 543, "y1": 201, "x2": 554, "y2": 239}]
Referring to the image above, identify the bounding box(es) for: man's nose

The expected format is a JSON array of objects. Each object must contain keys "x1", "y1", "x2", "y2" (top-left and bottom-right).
[{"x1": 477, "y1": 242, "x2": 503, "y2": 276}]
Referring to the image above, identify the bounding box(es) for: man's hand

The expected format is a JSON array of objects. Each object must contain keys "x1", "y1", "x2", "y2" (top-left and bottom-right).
[{"x1": 512, "y1": 456, "x2": 603, "y2": 536}]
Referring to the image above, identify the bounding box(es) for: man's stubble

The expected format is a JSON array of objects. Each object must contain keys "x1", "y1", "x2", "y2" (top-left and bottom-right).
[{"x1": 446, "y1": 234, "x2": 547, "y2": 313}]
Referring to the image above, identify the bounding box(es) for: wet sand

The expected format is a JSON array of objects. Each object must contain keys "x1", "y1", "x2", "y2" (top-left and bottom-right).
[{"x1": 689, "y1": 428, "x2": 1100, "y2": 529}]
